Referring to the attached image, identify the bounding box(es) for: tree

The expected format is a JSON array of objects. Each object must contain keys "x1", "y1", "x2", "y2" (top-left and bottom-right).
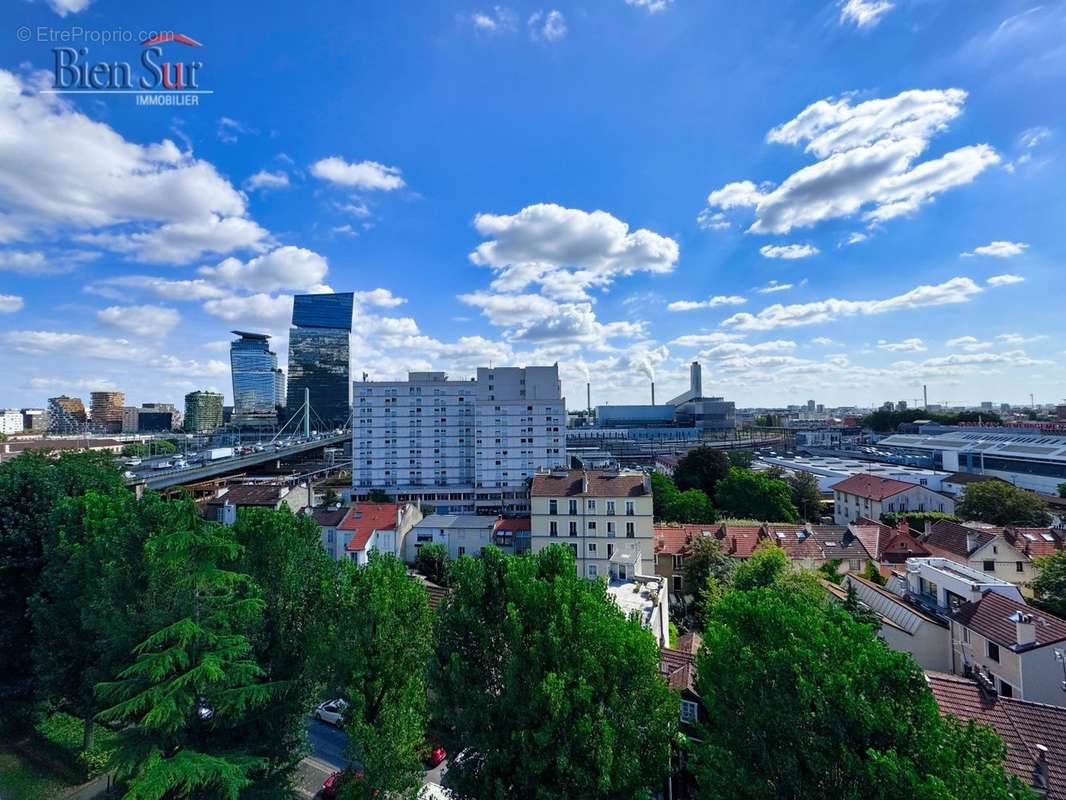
[
  {"x1": 415, "y1": 542, "x2": 449, "y2": 584},
  {"x1": 1058, "y1": 482, "x2": 1066, "y2": 499},
  {"x1": 322, "y1": 488, "x2": 341, "y2": 507},
  {"x1": 690, "y1": 579, "x2": 1030, "y2": 800},
  {"x1": 1030, "y1": 549, "x2": 1066, "y2": 619},
  {"x1": 862, "y1": 561, "x2": 887, "y2": 587},
  {"x1": 683, "y1": 535, "x2": 735, "y2": 627},
  {"x1": 96, "y1": 500, "x2": 277, "y2": 800},
  {"x1": 880, "y1": 511, "x2": 958, "y2": 529},
  {"x1": 652, "y1": 472, "x2": 716, "y2": 524},
  {"x1": 331, "y1": 554, "x2": 433, "y2": 799},
  {"x1": 367, "y1": 489, "x2": 390, "y2": 503},
  {"x1": 727, "y1": 449, "x2": 754, "y2": 469},
  {"x1": 714, "y1": 468, "x2": 799, "y2": 523},
  {"x1": 0, "y1": 451, "x2": 125, "y2": 731},
  {"x1": 230, "y1": 507, "x2": 335, "y2": 795},
  {"x1": 675, "y1": 446, "x2": 731, "y2": 500},
  {"x1": 957, "y1": 481, "x2": 1051, "y2": 526},
  {"x1": 731, "y1": 543, "x2": 790, "y2": 591},
  {"x1": 121, "y1": 441, "x2": 177, "y2": 458},
  {"x1": 842, "y1": 582, "x2": 880, "y2": 628},
  {"x1": 431, "y1": 545, "x2": 677, "y2": 800},
  {"x1": 788, "y1": 472, "x2": 824, "y2": 523}
]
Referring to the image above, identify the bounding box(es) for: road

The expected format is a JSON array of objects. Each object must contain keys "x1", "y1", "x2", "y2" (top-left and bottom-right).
[{"x1": 296, "y1": 718, "x2": 448, "y2": 797}]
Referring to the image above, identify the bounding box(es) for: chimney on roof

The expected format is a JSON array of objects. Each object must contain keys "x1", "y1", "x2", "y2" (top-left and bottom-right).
[
  {"x1": 1034, "y1": 744, "x2": 1050, "y2": 792},
  {"x1": 924, "y1": 519, "x2": 934, "y2": 537},
  {"x1": 976, "y1": 669, "x2": 998, "y2": 699},
  {"x1": 897, "y1": 518, "x2": 910, "y2": 535},
  {"x1": 1014, "y1": 611, "x2": 1036, "y2": 647},
  {"x1": 966, "y1": 529, "x2": 979, "y2": 555},
  {"x1": 729, "y1": 535, "x2": 737, "y2": 555}
]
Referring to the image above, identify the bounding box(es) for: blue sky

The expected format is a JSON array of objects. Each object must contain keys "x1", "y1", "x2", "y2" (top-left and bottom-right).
[{"x1": 1, "y1": 0, "x2": 1063, "y2": 410}]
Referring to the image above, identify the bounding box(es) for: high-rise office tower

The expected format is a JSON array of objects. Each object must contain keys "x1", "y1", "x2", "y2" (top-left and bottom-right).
[
  {"x1": 230, "y1": 331, "x2": 280, "y2": 425},
  {"x1": 287, "y1": 293, "x2": 354, "y2": 428},
  {"x1": 184, "y1": 390, "x2": 224, "y2": 432},
  {"x1": 90, "y1": 391, "x2": 125, "y2": 433}
]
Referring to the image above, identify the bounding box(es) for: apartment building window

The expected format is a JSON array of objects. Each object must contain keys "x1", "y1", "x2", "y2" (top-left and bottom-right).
[
  {"x1": 986, "y1": 641, "x2": 1000, "y2": 662},
  {"x1": 588, "y1": 564, "x2": 598, "y2": 578},
  {"x1": 983, "y1": 560, "x2": 995, "y2": 572},
  {"x1": 961, "y1": 626, "x2": 970, "y2": 644},
  {"x1": 587, "y1": 499, "x2": 597, "y2": 512},
  {"x1": 998, "y1": 680, "x2": 1014, "y2": 698},
  {"x1": 569, "y1": 499, "x2": 578, "y2": 515},
  {"x1": 326, "y1": 530, "x2": 335, "y2": 545},
  {"x1": 673, "y1": 554, "x2": 683, "y2": 570},
  {"x1": 607, "y1": 543, "x2": 614, "y2": 559},
  {"x1": 606, "y1": 521, "x2": 615, "y2": 537},
  {"x1": 680, "y1": 701, "x2": 699, "y2": 724},
  {"x1": 549, "y1": 499, "x2": 558, "y2": 515},
  {"x1": 569, "y1": 521, "x2": 577, "y2": 537},
  {"x1": 606, "y1": 500, "x2": 615, "y2": 515},
  {"x1": 587, "y1": 521, "x2": 597, "y2": 534},
  {"x1": 588, "y1": 543, "x2": 597, "y2": 554},
  {"x1": 1016, "y1": 561, "x2": 1024, "y2": 573},
  {"x1": 458, "y1": 547, "x2": 466, "y2": 557},
  {"x1": 626, "y1": 522, "x2": 635, "y2": 538},
  {"x1": 549, "y1": 521, "x2": 558, "y2": 537},
  {"x1": 625, "y1": 501, "x2": 635, "y2": 516}
]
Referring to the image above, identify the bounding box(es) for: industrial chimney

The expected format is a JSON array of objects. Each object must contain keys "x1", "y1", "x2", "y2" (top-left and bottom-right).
[
  {"x1": 690, "y1": 361, "x2": 703, "y2": 398},
  {"x1": 923, "y1": 384, "x2": 928, "y2": 409},
  {"x1": 651, "y1": 382, "x2": 656, "y2": 405},
  {"x1": 586, "y1": 382, "x2": 591, "y2": 416}
]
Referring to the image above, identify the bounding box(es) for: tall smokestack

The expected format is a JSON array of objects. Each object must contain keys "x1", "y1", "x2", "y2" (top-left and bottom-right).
[
  {"x1": 651, "y1": 381, "x2": 656, "y2": 405},
  {"x1": 923, "y1": 384, "x2": 928, "y2": 409},
  {"x1": 587, "y1": 382, "x2": 591, "y2": 416},
  {"x1": 690, "y1": 361, "x2": 702, "y2": 397}
]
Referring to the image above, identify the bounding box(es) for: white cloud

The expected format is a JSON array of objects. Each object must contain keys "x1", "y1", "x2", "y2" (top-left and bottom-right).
[
  {"x1": 876, "y1": 337, "x2": 926, "y2": 352},
  {"x1": 469, "y1": 203, "x2": 678, "y2": 300},
  {"x1": 997, "y1": 332, "x2": 1045, "y2": 345},
  {"x1": 199, "y1": 246, "x2": 329, "y2": 293},
  {"x1": 699, "y1": 340, "x2": 797, "y2": 360},
  {"x1": 628, "y1": 345, "x2": 669, "y2": 381},
  {"x1": 759, "y1": 244, "x2": 819, "y2": 260},
  {"x1": 987, "y1": 274, "x2": 1024, "y2": 286},
  {"x1": 702, "y1": 89, "x2": 999, "y2": 234},
  {"x1": 459, "y1": 291, "x2": 642, "y2": 348},
  {"x1": 353, "y1": 288, "x2": 407, "y2": 308},
  {"x1": 45, "y1": 0, "x2": 92, "y2": 16},
  {"x1": 756, "y1": 281, "x2": 793, "y2": 294},
  {"x1": 2, "y1": 330, "x2": 149, "y2": 360},
  {"x1": 470, "y1": 6, "x2": 517, "y2": 31},
  {"x1": 946, "y1": 335, "x2": 992, "y2": 352},
  {"x1": 0, "y1": 70, "x2": 261, "y2": 259},
  {"x1": 1019, "y1": 126, "x2": 1051, "y2": 150},
  {"x1": 961, "y1": 240, "x2": 1028, "y2": 258},
  {"x1": 669, "y1": 332, "x2": 744, "y2": 347},
  {"x1": 202, "y1": 293, "x2": 294, "y2": 330},
  {"x1": 90, "y1": 275, "x2": 229, "y2": 301},
  {"x1": 97, "y1": 304, "x2": 180, "y2": 338},
  {"x1": 310, "y1": 157, "x2": 405, "y2": 191},
  {"x1": 0, "y1": 294, "x2": 24, "y2": 313},
  {"x1": 77, "y1": 215, "x2": 270, "y2": 265},
  {"x1": 244, "y1": 170, "x2": 290, "y2": 191},
  {"x1": 625, "y1": 0, "x2": 673, "y2": 13},
  {"x1": 839, "y1": 0, "x2": 894, "y2": 29},
  {"x1": 216, "y1": 117, "x2": 258, "y2": 144},
  {"x1": 667, "y1": 295, "x2": 746, "y2": 312},
  {"x1": 528, "y1": 10, "x2": 567, "y2": 41},
  {"x1": 336, "y1": 201, "x2": 371, "y2": 218},
  {"x1": 811, "y1": 336, "x2": 836, "y2": 345},
  {"x1": 844, "y1": 232, "x2": 868, "y2": 245},
  {"x1": 0, "y1": 249, "x2": 89, "y2": 275},
  {"x1": 722, "y1": 276, "x2": 984, "y2": 331},
  {"x1": 696, "y1": 209, "x2": 730, "y2": 230}
]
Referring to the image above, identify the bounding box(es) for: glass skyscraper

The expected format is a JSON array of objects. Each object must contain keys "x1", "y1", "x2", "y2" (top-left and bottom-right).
[
  {"x1": 230, "y1": 331, "x2": 280, "y2": 422},
  {"x1": 286, "y1": 293, "x2": 354, "y2": 428}
]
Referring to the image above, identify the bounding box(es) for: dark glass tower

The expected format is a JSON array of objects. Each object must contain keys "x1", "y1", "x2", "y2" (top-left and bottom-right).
[
  {"x1": 286, "y1": 293, "x2": 354, "y2": 428},
  {"x1": 230, "y1": 331, "x2": 279, "y2": 422}
]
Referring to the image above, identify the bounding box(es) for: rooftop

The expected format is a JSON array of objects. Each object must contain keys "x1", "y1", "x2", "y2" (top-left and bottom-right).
[
  {"x1": 831, "y1": 473, "x2": 928, "y2": 501},
  {"x1": 923, "y1": 519, "x2": 996, "y2": 559},
  {"x1": 951, "y1": 591, "x2": 1066, "y2": 652},
  {"x1": 340, "y1": 503, "x2": 401, "y2": 552},
  {"x1": 531, "y1": 469, "x2": 650, "y2": 498},
  {"x1": 416, "y1": 514, "x2": 499, "y2": 530}
]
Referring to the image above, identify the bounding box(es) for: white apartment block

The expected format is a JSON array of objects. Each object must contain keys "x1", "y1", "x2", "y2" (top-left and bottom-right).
[
  {"x1": 0, "y1": 409, "x2": 23, "y2": 435},
  {"x1": 352, "y1": 366, "x2": 567, "y2": 514},
  {"x1": 530, "y1": 468, "x2": 655, "y2": 581}
]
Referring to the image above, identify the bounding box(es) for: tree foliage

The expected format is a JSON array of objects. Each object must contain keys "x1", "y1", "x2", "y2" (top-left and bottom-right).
[
  {"x1": 122, "y1": 441, "x2": 177, "y2": 458},
  {"x1": 415, "y1": 541, "x2": 449, "y2": 584},
  {"x1": 727, "y1": 449, "x2": 754, "y2": 469},
  {"x1": 788, "y1": 471, "x2": 824, "y2": 523},
  {"x1": 674, "y1": 446, "x2": 731, "y2": 500},
  {"x1": 650, "y1": 472, "x2": 715, "y2": 524},
  {"x1": 331, "y1": 554, "x2": 433, "y2": 800},
  {"x1": 691, "y1": 575, "x2": 1032, "y2": 800},
  {"x1": 860, "y1": 408, "x2": 1002, "y2": 434},
  {"x1": 714, "y1": 468, "x2": 799, "y2": 523},
  {"x1": 431, "y1": 545, "x2": 677, "y2": 800},
  {"x1": 1058, "y1": 482, "x2": 1066, "y2": 499},
  {"x1": 957, "y1": 482, "x2": 1050, "y2": 526},
  {"x1": 1029, "y1": 549, "x2": 1066, "y2": 619},
  {"x1": 879, "y1": 511, "x2": 958, "y2": 529}
]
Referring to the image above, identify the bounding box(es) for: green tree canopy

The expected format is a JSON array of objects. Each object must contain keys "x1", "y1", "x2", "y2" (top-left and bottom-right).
[
  {"x1": 691, "y1": 577, "x2": 1031, "y2": 800},
  {"x1": 1030, "y1": 549, "x2": 1066, "y2": 619},
  {"x1": 727, "y1": 449, "x2": 754, "y2": 469},
  {"x1": 651, "y1": 472, "x2": 715, "y2": 524},
  {"x1": 788, "y1": 471, "x2": 824, "y2": 523},
  {"x1": 957, "y1": 481, "x2": 1051, "y2": 526},
  {"x1": 431, "y1": 545, "x2": 677, "y2": 800},
  {"x1": 0, "y1": 451, "x2": 126, "y2": 730},
  {"x1": 682, "y1": 535, "x2": 735, "y2": 628},
  {"x1": 415, "y1": 541, "x2": 449, "y2": 584},
  {"x1": 121, "y1": 441, "x2": 177, "y2": 458},
  {"x1": 1057, "y1": 482, "x2": 1066, "y2": 499},
  {"x1": 331, "y1": 554, "x2": 433, "y2": 799},
  {"x1": 731, "y1": 543, "x2": 790, "y2": 592},
  {"x1": 674, "y1": 446, "x2": 731, "y2": 500},
  {"x1": 714, "y1": 468, "x2": 799, "y2": 523}
]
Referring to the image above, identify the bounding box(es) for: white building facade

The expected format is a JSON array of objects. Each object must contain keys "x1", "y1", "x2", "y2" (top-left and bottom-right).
[
  {"x1": 352, "y1": 366, "x2": 566, "y2": 514},
  {"x1": 0, "y1": 409, "x2": 23, "y2": 435}
]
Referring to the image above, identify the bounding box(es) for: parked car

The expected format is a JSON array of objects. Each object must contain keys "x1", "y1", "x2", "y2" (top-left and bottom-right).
[
  {"x1": 320, "y1": 768, "x2": 363, "y2": 799},
  {"x1": 313, "y1": 699, "x2": 347, "y2": 726},
  {"x1": 424, "y1": 740, "x2": 447, "y2": 769},
  {"x1": 126, "y1": 457, "x2": 142, "y2": 466}
]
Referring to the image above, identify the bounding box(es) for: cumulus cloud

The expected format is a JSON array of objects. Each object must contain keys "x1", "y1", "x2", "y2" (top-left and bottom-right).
[
  {"x1": 699, "y1": 340, "x2": 797, "y2": 360},
  {"x1": 528, "y1": 9, "x2": 567, "y2": 41},
  {"x1": 696, "y1": 209, "x2": 730, "y2": 230},
  {"x1": 202, "y1": 293, "x2": 294, "y2": 329},
  {"x1": 670, "y1": 332, "x2": 744, "y2": 347},
  {"x1": 628, "y1": 344, "x2": 669, "y2": 381},
  {"x1": 310, "y1": 157, "x2": 406, "y2": 191},
  {"x1": 997, "y1": 332, "x2": 1045, "y2": 344},
  {"x1": 470, "y1": 6, "x2": 517, "y2": 31},
  {"x1": 701, "y1": 89, "x2": 999, "y2": 234},
  {"x1": 0, "y1": 294, "x2": 24, "y2": 313},
  {"x1": 876, "y1": 337, "x2": 926, "y2": 352},
  {"x1": 839, "y1": 0, "x2": 894, "y2": 29},
  {"x1": 88, "y1": 275, "x2": 229, "y2": 301},
  {"x1": 759, "y1": 244, "x2": 819, "y2": 259},
  {"x1": 244, "y1": 170, "x2": 290, "y2": 191},
  {"x1": 0, "y1": 249, "x2": 91, "y2": 275},
  {"x1": 469, "y1": 203, "x2": 678, "y2": 300},
  {"x1": 722, "y1": 276, "x2": 984, "y2": 331},
  {"x1": 0, "y1": 70, "x2": 264, "y2": 261},
  {"x1": 987, "y1": 274, "x2": 1024, "y2": 286},
  {"x1": 353, "y1": 288, "x2": 407, "y2": 308},
  {"x1": 77, "y1": 216, "x2": 270, "y2": 265},
  {"x1": 667, "y1": 295, "x2": 746, "y2": 312},
  {"x1": 961, "y1": 241, "x2": 1028, "y2": 258},
  {"x1": 97, "y1": 304, "x2": 180, "y2": 337},
  {"x1": 2, "y1": 330, "x2": 150, "y2": 360},
  {"x1": 625, "y1": 0, "x2": 673, "y2": 13},
  {"x1": 199, "y1": 246, "x2": 329, "y2": 293},
  {"x1": 459, "y1": 291, "x2": 642, "y2": 348},
  {"x1": 45, "y1": 0, "x2": 92, "y2": 16},
  {"x1": 946, "y1": 336, "x2": 993, "y2": 352}
]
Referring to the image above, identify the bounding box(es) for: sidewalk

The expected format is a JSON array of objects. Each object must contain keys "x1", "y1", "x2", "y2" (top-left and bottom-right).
[{"x1": 62, "y1": 773, "x2": 113, "y2": 800}]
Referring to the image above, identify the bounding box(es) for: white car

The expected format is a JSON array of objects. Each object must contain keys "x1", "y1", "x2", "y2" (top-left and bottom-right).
[
  {"x1": 126, "y1": 457, "x2": 142, "y2": 466},
  {"x1": 123, "y1": 470, "x2": 136, "y2": 480},
  {"x1": 313, "y1": 699, "x2": 347, "y2": 726}
]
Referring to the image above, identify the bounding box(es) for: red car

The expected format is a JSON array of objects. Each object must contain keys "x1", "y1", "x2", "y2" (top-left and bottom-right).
[
  {"x1": 320, "y1": 769, "x2": 363, "y2": 799},
  {"x1": 424, "y1": 741, "x2": 447, "y2": 769}
]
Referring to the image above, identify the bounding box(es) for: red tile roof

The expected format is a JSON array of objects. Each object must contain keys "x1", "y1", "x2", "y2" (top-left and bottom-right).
[
  {"x1": 927, "y1": 672, "x2": 1066, "y2": 800},
  {"x1": 494, "y1": 517, "x2": 531, "y2": 532},
  {"x1": 660, "y1": 647, "x2": 697, "y2": 695},
  {"x1": 531, "y1": 469, "x2": 649, "y2": 498},
  {"x1": 340, "y1": 503, "x2": 400, "y2": 552},
  {"x1": 1005, "y1": 527, "x2": 1064, "y2": 558},
  {"x1": 923, "y1": 520, "x2": 995, "y2": 559},
  {"x1": 852, "y1": 517, "x2": 932, "y2": 562},
  {"x1": 831, "y1": 474, "x2": 922, "y2": 501},
  {"x1": 951, "y1": 591, "x2": 1066, "y2": 651}
]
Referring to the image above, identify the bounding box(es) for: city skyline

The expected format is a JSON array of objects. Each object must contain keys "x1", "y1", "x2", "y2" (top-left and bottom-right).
[{"x1": 0, "y1": 1, "x2": 1063, "y2": 410}]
